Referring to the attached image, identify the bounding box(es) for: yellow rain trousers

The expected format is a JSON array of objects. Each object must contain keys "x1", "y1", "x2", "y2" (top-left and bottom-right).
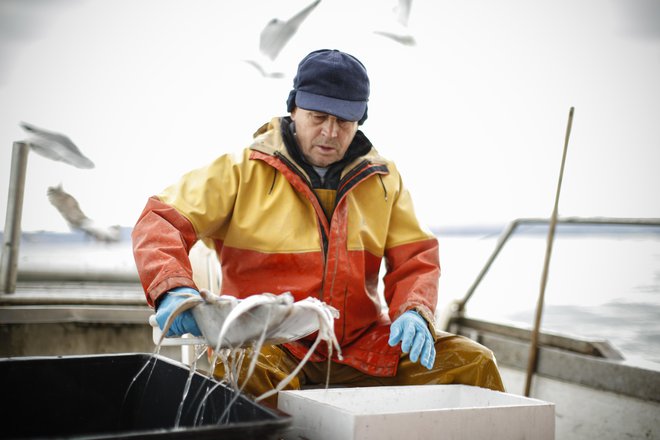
[{"x1": 213, "y1": 332, "x2": 505, "y2": 408}]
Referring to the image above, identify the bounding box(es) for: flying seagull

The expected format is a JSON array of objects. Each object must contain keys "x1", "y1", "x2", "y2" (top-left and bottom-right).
[
  {"x1": 244, "y1": 0, "x2": 321, "y2": 78},
  {"x1": 374, "y1": 0, "x2": 416, "y2": 46},
  {"x1": 47, "y1": 184, "x2": 120, "y2": 243},
  {"x1": 394, "y1": 0, "x2": 413, "y2": 27},
  {"x1": 20, "y1": 121, "x2": 94, "y2": 169},
  {"x1": 260, "y1": 0, "x2": 321, "y2": 60},
  {"x1": 243, "y1": 59, "x2": 285, "y2": 79}
]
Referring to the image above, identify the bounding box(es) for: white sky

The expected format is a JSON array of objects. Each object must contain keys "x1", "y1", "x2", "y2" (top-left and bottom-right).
[{"x1": 1, "y1": 0, "x2": 659, "y2": 233}]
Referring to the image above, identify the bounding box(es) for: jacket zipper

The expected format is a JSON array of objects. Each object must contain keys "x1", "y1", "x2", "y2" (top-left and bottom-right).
[
  {"x1": 273, "y1": 152, "x2": 387, "y2": 305},
  {"x1": 274, "y1": 151, "x2": 330, "y2": 300}
]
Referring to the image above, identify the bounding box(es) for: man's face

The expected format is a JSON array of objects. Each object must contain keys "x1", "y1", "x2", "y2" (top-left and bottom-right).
[{"x1": 290, "y1": 107, "x2": 359, "y2": 167}]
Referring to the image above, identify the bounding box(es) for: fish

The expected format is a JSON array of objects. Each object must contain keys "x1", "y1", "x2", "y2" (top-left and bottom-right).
[
  {"x1": 254, "y1": 294, "x2": 341, "y2": 402},
  {"x1": 20, "y1": 121, "x2": 95, "y2": 169},
  {"x1": 154, "y1": 289, "x2": 340, "y2": 401},
  {"x1": 191, "y1": 290, "x2": 333, "y2": 350}
]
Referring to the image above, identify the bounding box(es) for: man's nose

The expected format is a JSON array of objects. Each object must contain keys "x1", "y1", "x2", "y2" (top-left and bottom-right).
[{"x1": 321, "y1": 118, "x2": 339, "y2": 138}]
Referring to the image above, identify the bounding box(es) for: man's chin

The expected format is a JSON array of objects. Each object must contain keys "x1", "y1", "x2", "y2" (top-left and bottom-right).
[{"x1": 310, "y1": 156, "x2": 337, "y2": 168}]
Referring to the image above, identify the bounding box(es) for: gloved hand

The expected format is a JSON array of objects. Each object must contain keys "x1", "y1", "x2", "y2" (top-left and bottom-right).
[
  {"x1": 388, "y1": 310, "x2": 436, "y2": 370},
  {"x1": 155, "y1": 287, "x2": 202, "y2": 337}
]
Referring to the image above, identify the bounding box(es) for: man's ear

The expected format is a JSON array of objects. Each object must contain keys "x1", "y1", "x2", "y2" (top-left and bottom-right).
[{"x1": 290, "y1": 107, "x2": 298, "y2": 120}]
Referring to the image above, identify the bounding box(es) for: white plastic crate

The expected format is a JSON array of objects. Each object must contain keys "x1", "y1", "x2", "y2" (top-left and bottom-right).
[{"x1": 278, "y1": 384, "x2": 554, "y2": 440}]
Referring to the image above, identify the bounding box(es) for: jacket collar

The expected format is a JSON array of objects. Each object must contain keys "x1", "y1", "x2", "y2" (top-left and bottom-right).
[{"x1": 249, "y1": 117, "x2": 388, "y2": 184}]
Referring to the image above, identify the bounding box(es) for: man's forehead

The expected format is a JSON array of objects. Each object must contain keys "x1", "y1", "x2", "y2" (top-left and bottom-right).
[{"x1": 298, "y1": 108, "x2": 353, "y2": 122}]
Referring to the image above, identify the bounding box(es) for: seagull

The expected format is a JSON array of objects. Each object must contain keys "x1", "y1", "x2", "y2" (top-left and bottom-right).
[
  {"x1": 47, "y1": 184, "x2": 120, "y2": 243},
  {"x1": 20, "y1": 121, "x2": 94, "y2": 169},
  {"x1": 373, "y1": 30, "x2": 416, "y2": 46},
  {"x1": 243, "y1": 59, "x2": 285, "y2": 79},
  {"x1": 394, "y1": 0, "x2": 413, "y2": 27},
  {"x1": 244, "y1": 0, "x2": 321, "y2": 78},
  {"x1": 374, "y1": 0, "x2": 416, "y2": 46},
  {"x1": 260, "y1": 0, "x2": 321, "y2": 61}
]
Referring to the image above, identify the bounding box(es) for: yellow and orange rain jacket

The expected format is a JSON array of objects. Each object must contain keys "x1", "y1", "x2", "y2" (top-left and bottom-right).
[{"x1": 133, "y1": 117, "x2": 440, "y2": 377}]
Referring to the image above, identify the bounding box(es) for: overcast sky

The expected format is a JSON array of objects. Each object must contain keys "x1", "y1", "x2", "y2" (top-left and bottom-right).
[{"x1": 1, "y1": 0, "x2": 659, "y2": 233}]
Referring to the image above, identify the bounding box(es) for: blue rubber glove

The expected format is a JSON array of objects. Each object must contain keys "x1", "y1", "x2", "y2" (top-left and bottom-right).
[
  {"x1": 155, "y1": 287, "x2": 202, "y2": 337},
  {"x1": 388, "y1": 310, "x2": 436, "y2": 370}
]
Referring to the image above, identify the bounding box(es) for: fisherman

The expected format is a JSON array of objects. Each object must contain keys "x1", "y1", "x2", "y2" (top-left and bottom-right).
[{"x1": 132, "y1": 49, "x2": 505, "y2": 406}]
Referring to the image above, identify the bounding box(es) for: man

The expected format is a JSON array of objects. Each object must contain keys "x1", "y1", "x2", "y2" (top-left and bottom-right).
[{"x1": 132, "y1": 49, "x2": 504, "y2": 406}]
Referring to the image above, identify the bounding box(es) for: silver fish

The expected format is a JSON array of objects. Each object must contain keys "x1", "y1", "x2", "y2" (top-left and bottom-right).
[
  {"x1": 153, "y1": 289, "x2": 341, "y2": 402},
  {"x1": 192, "y1": 290, "x2": 329, "y2": 350}
]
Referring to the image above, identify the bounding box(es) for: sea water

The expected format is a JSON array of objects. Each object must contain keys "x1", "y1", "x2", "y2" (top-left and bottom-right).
[{"x1": 435, "y1": 224, "x2": 660, "y2": 365}]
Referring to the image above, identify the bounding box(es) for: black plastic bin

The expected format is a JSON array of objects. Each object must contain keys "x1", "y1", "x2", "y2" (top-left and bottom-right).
[{"x1": 0, "y1": 353, "x2": 291, "y2": 439}]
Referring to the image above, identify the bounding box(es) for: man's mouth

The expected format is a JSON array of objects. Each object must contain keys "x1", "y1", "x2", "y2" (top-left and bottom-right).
[{"x1": 315, "y1": 145, "x2": 335, "y2": 153}]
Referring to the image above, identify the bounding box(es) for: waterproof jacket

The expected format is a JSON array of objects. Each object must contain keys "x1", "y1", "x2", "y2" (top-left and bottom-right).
[{"x1": 132, "y1": 117, "x2": 440, "y2": 377}]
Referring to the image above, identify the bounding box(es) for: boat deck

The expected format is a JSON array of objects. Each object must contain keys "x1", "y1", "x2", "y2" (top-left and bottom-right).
[{"x1": 0, "y1": 279, "x2": 182, "y2": 361}]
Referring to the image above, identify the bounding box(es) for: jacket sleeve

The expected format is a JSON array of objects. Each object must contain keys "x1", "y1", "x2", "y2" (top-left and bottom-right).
[
  {"x1": 382, "y1": 172, "x2": 440, "y2": 332},
  {"x1": 132, "y1": 197, "x2": 199, "y2": 307},
  {"x1": 131, "y1": 153, "x2": 241, "y2": 307}
]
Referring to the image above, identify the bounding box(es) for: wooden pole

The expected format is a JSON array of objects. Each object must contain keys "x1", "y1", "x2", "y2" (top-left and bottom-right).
[
  {"x1": 1, "y1": 142, "x2": 30, "y2": 293},
  {"x1": 524, "y1": 107, "x2": 574, "y2": 396}
]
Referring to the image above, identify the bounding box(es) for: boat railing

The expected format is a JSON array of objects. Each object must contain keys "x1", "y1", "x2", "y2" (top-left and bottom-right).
[
  {"x1": 444, "y1": 216, "x2": 660, "y2": 403},
  {"x1": 454, "y1": 216, "x2": 660, "y2": 316}
]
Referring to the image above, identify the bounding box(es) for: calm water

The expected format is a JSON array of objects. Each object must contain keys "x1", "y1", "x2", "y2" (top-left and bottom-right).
[{"x1": 436, "y1": 224, "x2": 660, "y2": 365}]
